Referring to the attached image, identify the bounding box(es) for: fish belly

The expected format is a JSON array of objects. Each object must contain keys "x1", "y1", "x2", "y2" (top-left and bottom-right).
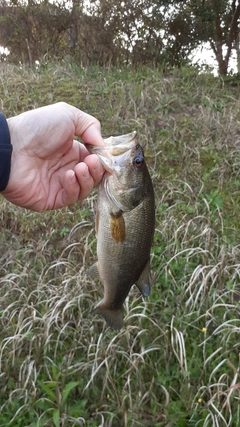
[{"x1": 96, "y1": 191, "x2": 154, "y2": 314}]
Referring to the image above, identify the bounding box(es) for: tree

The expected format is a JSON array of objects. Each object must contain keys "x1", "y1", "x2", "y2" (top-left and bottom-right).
[
  {"x1": 171, "y1": 0, "x2": 240, "y2": 75},
  {"x1": 0, "y1": 0, "x2": 72, "y2": 64},
  {"x1": 1, "y1": 0, "x2": 239, "y2": 74}
]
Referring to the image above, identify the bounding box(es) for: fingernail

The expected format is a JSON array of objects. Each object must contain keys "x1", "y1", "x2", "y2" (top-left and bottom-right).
[
  {"x1": 71, "y1": 171, "x2": 76, "y2": 183},
  {"x1": 83, "y1": 167, "x2": 89, "y2": 179},
  {"x1": 94, "y1": 158, "x2": 101, "y2": 171}
]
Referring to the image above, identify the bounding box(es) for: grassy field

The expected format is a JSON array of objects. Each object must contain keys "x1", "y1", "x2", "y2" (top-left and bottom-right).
[{"x1": 1, "y1": 61, "x2": 240, "y2": 426}]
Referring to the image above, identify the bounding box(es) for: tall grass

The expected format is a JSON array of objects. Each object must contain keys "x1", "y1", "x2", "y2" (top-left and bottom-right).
[{"x1": 1, "y1": 61, "x2": 240, "y2": 426}]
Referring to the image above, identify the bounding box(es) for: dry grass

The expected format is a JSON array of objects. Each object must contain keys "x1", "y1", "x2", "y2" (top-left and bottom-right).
[{"x1": 1, "y1": 62, "x2": 240, "y2": 426}]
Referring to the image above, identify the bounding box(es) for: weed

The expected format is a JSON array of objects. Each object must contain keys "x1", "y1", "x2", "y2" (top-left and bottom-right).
[{"x1": 1, "y1": 63, "x2": 240, "y2": 426}]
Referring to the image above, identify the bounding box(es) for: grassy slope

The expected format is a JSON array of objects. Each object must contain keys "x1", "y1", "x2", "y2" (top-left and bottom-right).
[{"x1": 1, "y1": 62, "x2": 240, "y2": 426}]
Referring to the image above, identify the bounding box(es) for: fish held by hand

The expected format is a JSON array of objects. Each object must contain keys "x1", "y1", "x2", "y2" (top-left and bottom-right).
[{"x1": 86, "y1": 132, "x2": 155, "y2": 330}]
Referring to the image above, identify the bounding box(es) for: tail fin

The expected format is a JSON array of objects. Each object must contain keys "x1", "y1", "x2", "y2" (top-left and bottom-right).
[{"x1": 92, "y1": 304, "x2": 123, "y2": 330}]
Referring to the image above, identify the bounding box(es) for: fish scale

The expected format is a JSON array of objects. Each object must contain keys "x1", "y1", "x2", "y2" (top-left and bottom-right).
[{"x1": 86, "y1": 132, "x2": 155, "y2": 330}]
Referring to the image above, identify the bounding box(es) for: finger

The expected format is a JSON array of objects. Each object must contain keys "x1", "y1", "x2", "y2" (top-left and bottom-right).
[
  {"x1": 74, "y1": 162, "x2": 95, "y2": 201},
  {"x1": 77, "y1": 140, "x2": 91, "y2": 161},
  {"x1": 58, "y1": 170, "x2": 81, "y2": 208},
  {"x1": 83, "y1": 154, "x2": 105, "y2": 187}
]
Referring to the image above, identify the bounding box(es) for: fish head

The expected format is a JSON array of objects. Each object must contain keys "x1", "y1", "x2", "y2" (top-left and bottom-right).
[
  {"x1": 87, "y1": 132, "x2": 151, "y2": 211},
  {"x1": 86, "y1": 131, "x2": 137, "y2": 173},
  {"x1": 106, "y1": 143, "x2": 150, "y2": 210}
]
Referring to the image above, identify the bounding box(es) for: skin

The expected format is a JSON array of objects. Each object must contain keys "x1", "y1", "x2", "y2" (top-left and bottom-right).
[{"x1": 1, "y1": 102, "x2": 105, "y2": 212}]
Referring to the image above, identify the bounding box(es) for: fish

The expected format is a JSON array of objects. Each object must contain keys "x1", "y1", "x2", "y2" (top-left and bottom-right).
[{"x1": 86, "y1": 131, "x2": 155, "y2": 330}]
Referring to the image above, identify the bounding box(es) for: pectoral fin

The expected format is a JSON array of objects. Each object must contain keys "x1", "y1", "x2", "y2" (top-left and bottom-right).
[
  {"x1": 136, "y1": 259, "x2": 152, "y2": 297},
  {"x1": 110, "y1": 210, "x2": 125, "y2": 243}
]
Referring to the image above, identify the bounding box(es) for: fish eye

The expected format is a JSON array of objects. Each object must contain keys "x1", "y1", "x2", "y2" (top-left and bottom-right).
[{"x1": 134, "y1": 156, "x2": 144, "y2": 168}]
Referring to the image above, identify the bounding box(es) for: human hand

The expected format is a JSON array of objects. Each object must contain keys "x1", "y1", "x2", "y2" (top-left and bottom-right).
[{"x1": 2, "y1": 102, "x2": 105, "y2": 212}]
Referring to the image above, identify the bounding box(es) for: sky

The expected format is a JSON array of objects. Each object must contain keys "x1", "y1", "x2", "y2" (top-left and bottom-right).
[
  {"x1": 190, "y1": 42, "x2": 238, "y2": 76},
  {"x1": 0, "y1": 46, "x2": 9, "y2": 56}
]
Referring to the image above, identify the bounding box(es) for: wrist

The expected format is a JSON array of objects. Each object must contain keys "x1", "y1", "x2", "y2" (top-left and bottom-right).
[{"x1": 0, "y1": 113, "x2": 12, "y2": 192}]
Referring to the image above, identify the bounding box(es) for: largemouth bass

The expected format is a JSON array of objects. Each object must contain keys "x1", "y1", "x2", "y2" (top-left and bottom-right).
[{"x1": 86, "y1": 131, "x2": 155, "y2": 330}]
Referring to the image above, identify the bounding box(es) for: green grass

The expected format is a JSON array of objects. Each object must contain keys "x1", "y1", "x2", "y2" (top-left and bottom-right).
[{"x1": 1, "y1": 61, "x2": 240, "y2": 426}]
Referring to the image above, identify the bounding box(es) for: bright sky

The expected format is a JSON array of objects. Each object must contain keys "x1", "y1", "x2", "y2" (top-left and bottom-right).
[
  {"x1": 191, "y1": 42, "x2": 238, "y2": 75},
  {"x1": 0, "y1": 46, "x2": 10, "y2": 55}
]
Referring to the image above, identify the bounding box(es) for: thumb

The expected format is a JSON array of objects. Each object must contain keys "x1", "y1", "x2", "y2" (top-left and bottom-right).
[{"x1": 69, "y1": 105, "x2": 104, "y2": 146}]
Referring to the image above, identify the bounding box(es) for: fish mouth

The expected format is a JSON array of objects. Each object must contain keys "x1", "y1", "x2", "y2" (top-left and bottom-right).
[
  {"x1": 103, "y1": 131, "x2": 137, "y2": 149},
  {"x1": 86, "y1": 131, "x2": 137, "y2": 173}
]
